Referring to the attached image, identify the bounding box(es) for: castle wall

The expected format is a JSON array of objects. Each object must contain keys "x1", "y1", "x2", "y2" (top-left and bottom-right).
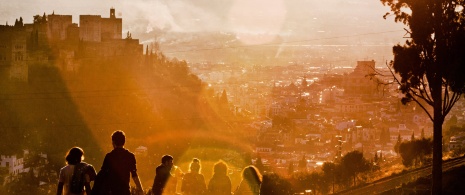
[
  {"x1": 47, "y1": 14, "x2": 72, "y2": 42},
  {"x1": 79, "y1": 15, "x2": 101, "y2": 42},
  {"x1": 0, "y1": 26, "x2": 28, "y2": 81},
  {"x1": 101, "y1": 18, "x2": 122, "y2": 40},
  {"x1": 0, "y1": 8, "x2": 143, "y2": 82}
]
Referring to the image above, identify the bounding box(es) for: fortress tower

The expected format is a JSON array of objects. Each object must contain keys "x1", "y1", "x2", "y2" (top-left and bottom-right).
[
  {"x1": 79, "y1": 8, "x2": 122, "y2": 42},
  {"x1": 110, "y1": 7, "x2": 116, "y2": 19}
]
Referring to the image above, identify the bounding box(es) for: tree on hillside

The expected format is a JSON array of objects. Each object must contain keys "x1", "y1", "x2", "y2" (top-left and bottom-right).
[
  {"x1": 301, "y1": 76, "x2": 308, "y2": 88},
  {"x1": 261, "y1": 173, "x2": 294, "y2": 195},
  {"x1": 322, "y1": 162, "x2": 338, "y2": 193},
  {"x1": 255, "y1": 156, "x2": 264, "y2": 171},
  {"x1": 298, "y1": 155, "x2": 307, "y2": 172},
  {"x1": 399, "y1": 138, "x2": 433, "y2": 167},
  {"x1": 381, "y1": 0, "x2": 465, "y2": 193},
  {"x1": 399, "y1": 141, "x2": 415, "y2": 167},
  {"x1": 340, "y1": 150, "x2": 370, "y2": 187},
  {"x1": 394, "y1": 134, "x2": 401, "y2": 154},
  {"x1": 219, "y1": 89, "x2": 228, "y2": 106},
  {"x1": 287, "y1": 161, "x2": 294, "y2": 176}
]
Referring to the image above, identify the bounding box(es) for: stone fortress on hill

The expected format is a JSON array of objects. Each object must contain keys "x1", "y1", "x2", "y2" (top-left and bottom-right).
[{"x1": 0, "y1": 8, "x2": 143, "y2": 81}]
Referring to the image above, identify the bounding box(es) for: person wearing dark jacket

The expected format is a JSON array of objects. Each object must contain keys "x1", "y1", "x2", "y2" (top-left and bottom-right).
[
  {"x1": 152, "y1": 154, "x2": 182, "y2": 195},
  {"x1": 95, "y1": 130, "x2": 143, "y2": 195}
]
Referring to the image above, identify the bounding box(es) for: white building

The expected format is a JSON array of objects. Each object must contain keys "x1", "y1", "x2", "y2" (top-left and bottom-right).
[{"x1": 1, "y1": 154, "x2": 26, "y2": 175}]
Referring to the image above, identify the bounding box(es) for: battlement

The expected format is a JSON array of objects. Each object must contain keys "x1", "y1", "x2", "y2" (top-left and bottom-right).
[{"x1": 0, "y1": 8, "x2": 141, "y2": 82}]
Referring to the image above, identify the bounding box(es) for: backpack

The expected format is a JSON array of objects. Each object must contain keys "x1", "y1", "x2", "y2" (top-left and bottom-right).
[{"x1": 70, "y1": 162, "x2": 88, "y2": 194}]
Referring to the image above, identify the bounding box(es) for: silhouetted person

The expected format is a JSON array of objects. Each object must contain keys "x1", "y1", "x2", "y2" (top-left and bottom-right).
[
  {"x1": 234, "y1": 166, "x2": 262, "y2": 195},
  {"x1": 98, "y1": 130, "x2": 143, "y2": 195},
  {"x1": 181, "y1": 158, "x2": 207, "y2": 195},
  {"x1": 207, "y1": 161, "x2": 232, "y2": 195},
  {"x1": 57, "y1": 147, "x2": 96, "y2": 195},
  {"x1": 153, "y1": 155, "x2": 183, "y2": 195}
]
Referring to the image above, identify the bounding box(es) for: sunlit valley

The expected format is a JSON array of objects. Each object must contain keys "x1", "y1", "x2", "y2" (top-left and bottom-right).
[{"x1": 1, "y1": 1, "x2": 465, "y2": 195}]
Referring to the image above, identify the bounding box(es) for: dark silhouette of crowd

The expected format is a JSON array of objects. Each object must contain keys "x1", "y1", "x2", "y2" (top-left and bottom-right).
[{"x1": 56, "y1": 130, "x2": 263, "y2": 195}]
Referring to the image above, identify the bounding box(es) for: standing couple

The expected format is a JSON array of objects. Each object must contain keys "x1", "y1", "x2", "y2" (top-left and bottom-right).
[{"x1": 57, "y1": 130, "x2": 143, "y2": 195}]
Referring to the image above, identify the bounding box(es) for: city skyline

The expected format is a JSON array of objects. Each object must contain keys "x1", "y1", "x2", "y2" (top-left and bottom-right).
[{"x1": 1, "y1": 0, "x2": 405, "y2": 44}]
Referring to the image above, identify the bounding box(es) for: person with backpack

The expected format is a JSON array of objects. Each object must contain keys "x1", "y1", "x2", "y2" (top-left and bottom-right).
[
  {"x1": 181, "y1": 158, "x2": 206, "y2": 195},
  {"x1": 57, "y1": 147, "x2": 96, "y2": 195}
]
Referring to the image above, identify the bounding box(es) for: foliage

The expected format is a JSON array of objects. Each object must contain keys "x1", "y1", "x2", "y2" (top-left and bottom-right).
[
  {"x1": 381, "y1": 0, "x2": 465, "y2": 193},
  {"x1": 394, "y1": 134, "x2": 401, "y2": 154},
  {"x1": 340, "y1": 150, "x2": 370, "y2": 187},
  {"x1": 399, "y1": 138, "x2": 433, "y2": 167},
  {"x1": 298, "y1": 155, "x2": 307, "y2": 172},
  {"x1": 260, "y1": 173, "x2": 294, "y2": 195},
  {"x1": 287, "y1": 161, "x2": 294, "y2": 176},
  {"x1": 0, "y1": 42, "x2": 249, "y2": 192},
  {"x1": 255, "y1": 156, "x2": 264, "y2": 171}
]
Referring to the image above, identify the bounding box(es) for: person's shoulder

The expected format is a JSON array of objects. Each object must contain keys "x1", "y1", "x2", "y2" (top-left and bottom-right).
[
  {"x1": 82, "y1": 162, "x2": 96, "y2": 170},
  {"x1": 120, "y1": 148, "x2": 135, "y2": 157},
  {"x1": 156, "y1": 164, "x2": 164, "y2": 170},
  {"x1": 184, "y1": 172, "x2": 195, "y2": 178},
  {"x1": 60, "y1": 165, "x2": 70, "y2": 172}
]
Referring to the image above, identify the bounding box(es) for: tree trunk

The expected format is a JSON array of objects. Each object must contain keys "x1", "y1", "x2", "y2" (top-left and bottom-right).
[
  {"x1": 353, "y1": 175, "x2": 356, "y2": 187},
  {"x1": 432, "y1": 83, "x2": 444, "y2": 195}
]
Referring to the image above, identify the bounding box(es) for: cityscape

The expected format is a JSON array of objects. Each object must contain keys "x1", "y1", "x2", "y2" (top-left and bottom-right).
[{"x1": 1, "y1": 1, "x2": 465, "y2": 195}]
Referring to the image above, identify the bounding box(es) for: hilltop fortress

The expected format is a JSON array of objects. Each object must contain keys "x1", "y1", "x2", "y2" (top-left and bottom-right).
[{"x1": 0, "y1": 8, "x2": 143, "y2": 81}]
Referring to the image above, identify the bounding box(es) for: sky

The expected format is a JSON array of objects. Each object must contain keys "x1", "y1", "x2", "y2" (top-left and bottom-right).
[{"x1": 0, "y1": 0, "x2": 405, "y2": 44}]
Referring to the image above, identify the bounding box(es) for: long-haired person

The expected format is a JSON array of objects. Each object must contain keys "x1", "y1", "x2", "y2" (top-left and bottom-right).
[
  {"x1": 181, "y1": 158, "x2": 207, "y2": 195},
  {"x1": 207, "y1": 160, "x2": 232, "y2": 195},
  {"x1": 57, "y1": 147, "x2": 96, "y2": 195},
  {"x1": 234, "y1": 165, "x2": 262, "y2": 195}
]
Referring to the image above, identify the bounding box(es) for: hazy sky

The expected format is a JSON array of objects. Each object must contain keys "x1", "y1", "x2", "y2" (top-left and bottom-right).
[{"x1": 1, "y1": 0, "x2": 405, "y2": 44}]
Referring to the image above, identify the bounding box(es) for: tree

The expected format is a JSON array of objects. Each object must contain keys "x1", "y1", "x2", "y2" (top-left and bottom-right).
[
  {"x1": 399, "y1": 138, "x2": 433, "y2": 167},
  {"x1": 301, "y1": 76, "x2": 308, "y2": 88},
  {"x1": 322, "y1": 162, "x2": 338, "y2": 193},
  {"x1": 219, "y1": 89, "x2": 228, "y2": 106},
  {"x1": 381, "y1": 0, "x2": 465, "y2": 193},
  {"x1": 261, "y1": 173, "x2": 294, "y2": 195},
  {"x1": 399, "y1": 141, "x2": 415, "y2": 167},
  {"x1": 0, "y1": 167, "x2": 8, "y2": 185},
  {"x1": 340, "y1": 150, "x2": 370, "y2": 187},
  {"x1": 394, "y1": 134, "x2": 401, "y2": 154},
  {"x1": 255, "y1": 156, "x2": 264, "y2": 171},
  {"x1": 298, "y1": 155, "x2": 307, "y2": 172},
  {"x1": 287, "y1": 161, "x2": 294, "y2": 176}
]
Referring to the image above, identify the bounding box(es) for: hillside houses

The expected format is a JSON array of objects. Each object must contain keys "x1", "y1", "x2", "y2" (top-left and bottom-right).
[{"x1": 201, "y1": 60, "x2": 443, "y2": 172}]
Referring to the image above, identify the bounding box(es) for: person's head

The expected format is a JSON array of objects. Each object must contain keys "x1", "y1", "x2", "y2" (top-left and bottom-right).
[
  {"x1": 241, "y1": 165, "x2": 262, "y2": 184},
  {"x1": 189, "y1": 158, "x2": 201, "y2": 173},
  {"x1": 112, "y1": 130, "x2": 125, "y2": 147},
  {"x1": 161, "y1": 155, "x2": 174, "y2": 168},
  {"x1": 213, "y1": 160, "x2": 228, "y2": 176},
  {"x1": 65, "y1": 147, "x2": 84, "y2": 165}
]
